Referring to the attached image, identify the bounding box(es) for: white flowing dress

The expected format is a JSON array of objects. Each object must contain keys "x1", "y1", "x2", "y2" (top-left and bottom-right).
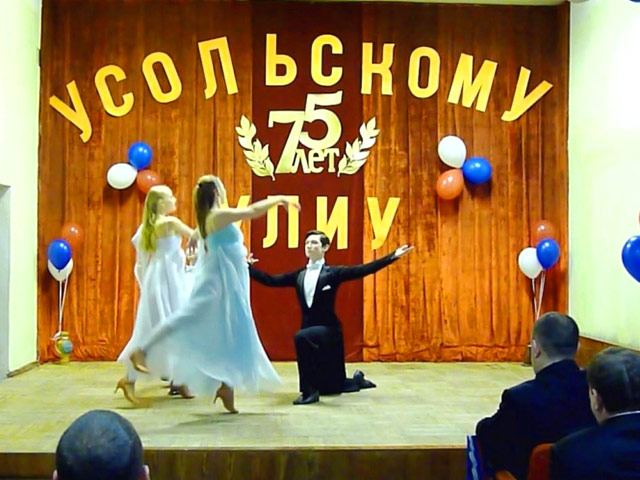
[{"x1": 117, "y1": 228, "x2": 189, "y2": 382}]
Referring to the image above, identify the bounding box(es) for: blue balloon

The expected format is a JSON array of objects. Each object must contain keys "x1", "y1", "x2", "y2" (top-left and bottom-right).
[
  {"x1": 622, "y1": 236, "x2": 640, "y2": 282},
  {"x1": 128, "y1": 142, "x2": 153, "y2": 170},
  {"x1": 536, "y1": 239, "x2": 560, "y2": 270},
  {"x1": 462, "y1": 157, "x2": 492, "y2": 185},
  {"x1": 47, "y1": 239, "x2": 72, "y2": 270}
]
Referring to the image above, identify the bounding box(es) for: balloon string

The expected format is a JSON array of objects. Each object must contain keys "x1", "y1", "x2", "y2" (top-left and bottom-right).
[
  {"x1": 61, "y1": 275, "x2": 69, "y2": 331},
  {"x1": 54, "y1": 272, "x2": 70, "y2": 338},
  {"x1": 531, "y1": 278, "x2": 538, "y2": 321},
  {"x1": 537, "y1": 271, "x2": 546, "y2": 319},
  {"x1": 57, "y1": 279, "x2": 63, "y2": 334}
]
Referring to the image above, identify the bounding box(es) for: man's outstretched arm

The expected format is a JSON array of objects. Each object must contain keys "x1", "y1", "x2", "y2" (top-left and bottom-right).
[
  {"x1": 248, "y1": 254, "x2": 300, "y2": 287},
  {"x1": 333, "y1": 245, "x2": 414, "y2": 282}
]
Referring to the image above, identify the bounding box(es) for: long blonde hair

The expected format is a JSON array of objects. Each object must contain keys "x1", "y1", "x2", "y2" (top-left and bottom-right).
[
  {"x1": 140, "y1": 185, "x2": 171, "y2": 252},
  {"x1": 193, "y1": 175, "x2": 220, "y2": 239}
]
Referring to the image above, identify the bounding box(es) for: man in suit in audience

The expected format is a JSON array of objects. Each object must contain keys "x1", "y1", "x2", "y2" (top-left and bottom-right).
[
  {"x1": 54, "y1": 410, "x2": 149, "y2": 480},
  {"x1": 550, "y1": 347, "x2": 640, "y2": 480},
  {"x1": 249, "y1": 229, "x2": 413, "y2": 405},
  {"x1": 475, "y1": 312, "x2": 596, "y2": 480}
]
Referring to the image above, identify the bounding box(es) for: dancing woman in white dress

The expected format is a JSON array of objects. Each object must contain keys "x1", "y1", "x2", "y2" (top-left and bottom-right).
[
  {"x1": 129, "y1": 175, "x2": 299, "y2": 413},
  {"x1": 115, "y1": 185, "x2": 194, "y2": 404}
]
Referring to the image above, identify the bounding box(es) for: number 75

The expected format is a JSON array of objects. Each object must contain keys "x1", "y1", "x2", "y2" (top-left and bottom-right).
[{"x1": 268, "y1": 91, "x2": 343, "y2": 174}]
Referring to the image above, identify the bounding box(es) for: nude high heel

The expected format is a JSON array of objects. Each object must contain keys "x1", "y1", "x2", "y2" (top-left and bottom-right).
[
  {"x1": 214, "y1": 383, "x2": 238, "y2": 413},
  {"x1": 129, "y1": 349, "x2": 149, "y2": 373},
  {"x1": 114, "y1": 378, "x2": 141, "y2": 405},
  {"x1": 174, "y1": 384, "x2": 195, "y2": 399}
]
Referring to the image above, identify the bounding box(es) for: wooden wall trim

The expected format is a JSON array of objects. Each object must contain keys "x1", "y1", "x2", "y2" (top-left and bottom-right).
[
  {"x1": 7, "y1": 361, "x2": 38, "y2": 378},
  {"x1": 576, "y1": 335, "x2": 640, "y2": 368}
]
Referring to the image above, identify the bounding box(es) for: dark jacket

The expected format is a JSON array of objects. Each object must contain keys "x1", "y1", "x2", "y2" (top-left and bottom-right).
[
  {"x1": 249, "y1": 253, "x2": 397, "y2": 329},
  {"x1": 476, "y1": 360, "x2": 596, "y2": 480},
  {"x1": 550, "y1": 412, "x2": 640, "y2": 480}
]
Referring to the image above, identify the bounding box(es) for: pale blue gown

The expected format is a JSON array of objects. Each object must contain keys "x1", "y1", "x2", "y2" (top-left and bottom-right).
[{"x1": 141, "y1": 224, "x2": 281, "y2": 395}]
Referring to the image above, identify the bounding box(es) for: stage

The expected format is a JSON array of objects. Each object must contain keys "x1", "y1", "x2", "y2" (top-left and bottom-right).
[{"x1": 0, "y1": 362, "x2": 531, "y2": 480}]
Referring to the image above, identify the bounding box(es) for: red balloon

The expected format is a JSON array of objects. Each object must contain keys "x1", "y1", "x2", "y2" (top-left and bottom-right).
[
  {"x1": 136, "y1": 169, "x2": 163, "y2": 194},
  {"x1": 436, "y1": 169, "x2": 464, "y2": 200},
  {"x1": 532, "y1": 220, "x2": 557, "y2": 244},
  {"x1": 60, "y1": 222, "x2": 84, "y2": 250}
]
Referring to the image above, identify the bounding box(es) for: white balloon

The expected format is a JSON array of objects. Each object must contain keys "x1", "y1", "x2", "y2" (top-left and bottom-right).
[
  {"x1": 518, "y1": 247, "x2": 543, "y2": 279},
  {"x1": 107, "y1": 163, "x2": 137, "y2": 190},
  {"x1": 437, "y1": 135, "x2": 467, "y2": 168},
  {"x1": 48, "y1": 258, "x2": 74, "y2": 281}
]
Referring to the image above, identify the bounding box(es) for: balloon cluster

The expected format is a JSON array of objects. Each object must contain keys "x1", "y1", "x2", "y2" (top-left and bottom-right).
[
  {"x1": 436, "y1": 136, "x2": 492, "y2": 200},
  {"x1": 47, "y1": 223, "x2": 84, "y2": 281},
  {"x1": 517, "y1": 220, "x2": 560, "y2": 319},
  {"x1": 106, "y1": 142, "x2": 163, "y2": 193},
  {"x1": 518, "y1": 221, "x2": 561, "y2": 279},
  {"x1": 46, "y1": 223, "x2": 84, "y2": 356},
  {"x1": 622, "y1": 213, "x2": 640, "y2": 283}
]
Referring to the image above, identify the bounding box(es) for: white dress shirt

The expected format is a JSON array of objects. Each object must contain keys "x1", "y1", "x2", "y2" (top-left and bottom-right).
[{"x1": 303, "y1": 258, "x2": 325, "y2": 308}]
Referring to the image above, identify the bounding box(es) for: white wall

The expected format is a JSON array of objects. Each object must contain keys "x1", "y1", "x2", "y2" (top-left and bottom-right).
[
  {"x1": 0, "y1": 186, "x2": 10, "y2": 376},
  {"x1": 0, "y1": 0, "x2": 42, "y2": 372},
  {"x1": 569, "y1": 0, "x2": 640, "y2": 348}
]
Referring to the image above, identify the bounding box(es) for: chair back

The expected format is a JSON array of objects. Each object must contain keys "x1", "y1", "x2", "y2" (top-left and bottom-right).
[{"x1": 526, "y1": 443, "x2": 552, "y2": 480}]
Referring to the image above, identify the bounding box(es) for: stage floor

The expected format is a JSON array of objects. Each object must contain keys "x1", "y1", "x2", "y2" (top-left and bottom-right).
[{"x1": 0, "y1": 361, "x2": 531, "y2": 453}]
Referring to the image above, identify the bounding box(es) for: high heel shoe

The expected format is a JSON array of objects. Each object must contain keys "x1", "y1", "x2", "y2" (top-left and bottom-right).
[
  {"x1": 214, "y1": 384, "x2": 238, "y2": 413},
  {"x1": 175, "y1": 385, "x2": 195, "y2": 399},
  {"x1": 129, "y1": 349, "x2": 149, "y2": 374},
  {"x1": 114, "y1": 378, "x2": 140, "y2": 405}
]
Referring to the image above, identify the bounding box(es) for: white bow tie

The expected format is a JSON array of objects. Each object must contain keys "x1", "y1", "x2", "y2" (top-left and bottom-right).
[{"x1": 307, "y1": 262, "x2": 323, "y2": 271}]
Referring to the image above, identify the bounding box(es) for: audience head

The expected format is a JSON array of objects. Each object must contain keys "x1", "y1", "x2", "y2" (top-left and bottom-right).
[
  {"x1": 54, "y1": 410, "x2": 149, "y2": 480},
  {"x1": 587, "y1": 347, "x2": 640, "y2": 423},
  {"x1": 304, "y1": 230, "x2": 330, "y2": 261},
  {"x1": 531, "y1": 312, "x2": 580, "y2": 373}
]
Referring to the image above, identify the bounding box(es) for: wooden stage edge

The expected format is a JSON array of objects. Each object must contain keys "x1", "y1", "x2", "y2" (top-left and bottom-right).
[{"x1": 0, "y1": 448, "x2": 467, "y2": 480}]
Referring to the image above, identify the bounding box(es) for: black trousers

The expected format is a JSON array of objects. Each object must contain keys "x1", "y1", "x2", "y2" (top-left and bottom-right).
[{"x1": 294, "y1": 325, "x2": 359, "y2": 395}]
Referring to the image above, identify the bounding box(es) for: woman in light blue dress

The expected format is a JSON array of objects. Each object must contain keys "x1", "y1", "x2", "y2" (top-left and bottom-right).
[{"x1": 129, "y1": 175, "x2": 299, "y2": 413}]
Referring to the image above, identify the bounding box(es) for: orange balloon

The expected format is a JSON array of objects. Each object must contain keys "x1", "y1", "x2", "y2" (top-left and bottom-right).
[
  {"x1": 532, "y1": 220, "x2": 557, "y2": 244},
  {"x1": 136, "y1": 169, "x2": 163, "y2": 194},
  {"x1": 60, "y1": 222, "x2": 84, "y2": 250},
  {"x1": 436, "y1": 169, "x2": 464, "y2": 200}
]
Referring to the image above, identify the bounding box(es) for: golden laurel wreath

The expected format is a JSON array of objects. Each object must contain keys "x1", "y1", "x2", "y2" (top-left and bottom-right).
[
  {"x1": 236, "y1": 115, "x2": 379, "y2": 179},
  {"x1": 337, "y1": 118, "x2": 379, "y2": 177},
  {"x1": 235, "y1": 115, "x2": 275, "y2": 181}
]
